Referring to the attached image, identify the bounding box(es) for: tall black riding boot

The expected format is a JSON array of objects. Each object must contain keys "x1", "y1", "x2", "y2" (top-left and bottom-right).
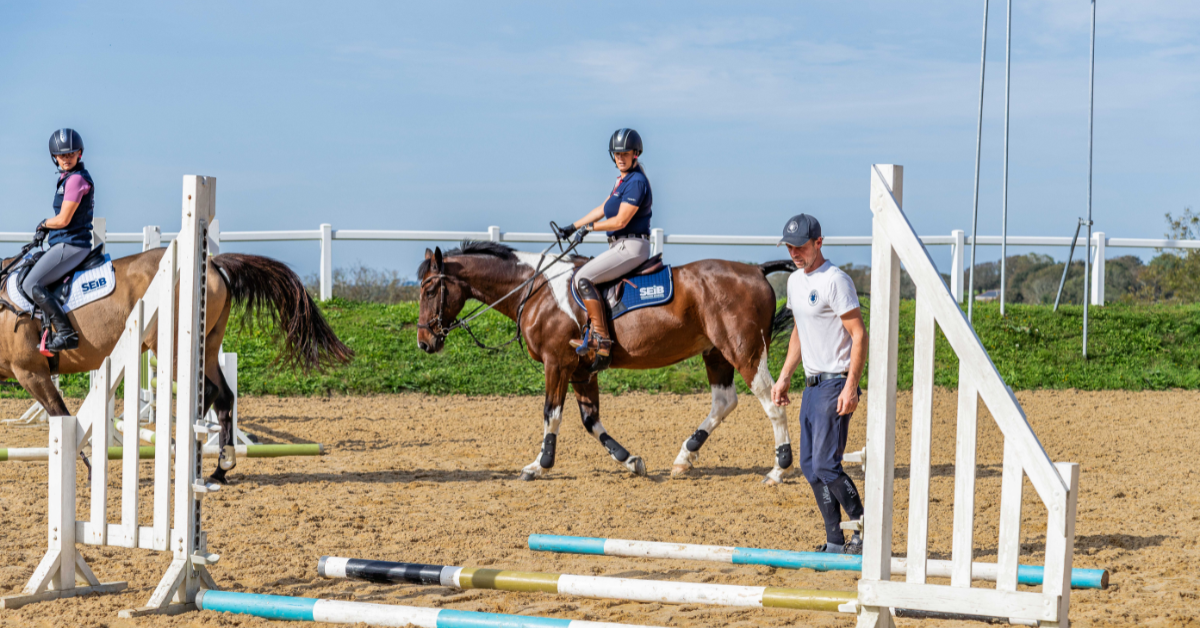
[
  {"x1": 570, "y1": 278, "x2": 612, "y2": 372},
  {"x1": 30, "y1": 283, "x2": 79, "y2": 355}
]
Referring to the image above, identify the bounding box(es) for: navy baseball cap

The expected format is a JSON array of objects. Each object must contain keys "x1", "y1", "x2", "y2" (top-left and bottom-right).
[{"x1": 779, "y1": 214, "x2": 821, "y2": 247}]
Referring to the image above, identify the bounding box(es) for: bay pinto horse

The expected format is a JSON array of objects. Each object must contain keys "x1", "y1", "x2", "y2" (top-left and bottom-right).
[
  {"x1": 0, "y1": 250, "x2": 353, "y2": 483},
  {"x1": 417, "y1": 241, "x2": 796, "y2": 483}
]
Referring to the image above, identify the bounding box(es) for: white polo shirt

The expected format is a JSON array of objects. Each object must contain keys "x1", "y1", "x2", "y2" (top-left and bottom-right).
[{"x1": 786, "y1": 260, "x2": 860, "y2": 377}]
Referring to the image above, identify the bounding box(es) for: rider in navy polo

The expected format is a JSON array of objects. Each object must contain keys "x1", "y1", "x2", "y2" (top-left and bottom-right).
[
  {"x1": 25, "y1": 128, "x2": 96, "y2": 355},
  {"x1": 771, "y1": 214, "x2": 869, "y2": 555},
  {"x1": 554, "y1": 128, "x2": 653, "y2": 371}
]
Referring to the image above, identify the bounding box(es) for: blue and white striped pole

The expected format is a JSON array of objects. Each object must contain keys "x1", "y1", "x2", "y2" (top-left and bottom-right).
[
  {"x1": 196, "y1": 590, "x2": 666, "y2": 628},
  {"x1": 529, "y1": 534, "x2": 1109, "y2": 590}
]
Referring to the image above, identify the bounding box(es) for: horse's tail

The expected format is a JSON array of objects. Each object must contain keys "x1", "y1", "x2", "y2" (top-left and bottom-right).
[
  {"x1": 759, "y1": 260, "x2": 797, "y2": 343},
  {"x1": 211, "y1": 253, "x2": 354, "y2": 371},
  {"x1": 759, "y1": 259, "x2": 796, "y2": 276}
]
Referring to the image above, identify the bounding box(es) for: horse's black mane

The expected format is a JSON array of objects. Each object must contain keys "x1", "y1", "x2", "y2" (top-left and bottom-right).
[{"x1": 417, "y1": 240, "x2": 520, "y2": 277}]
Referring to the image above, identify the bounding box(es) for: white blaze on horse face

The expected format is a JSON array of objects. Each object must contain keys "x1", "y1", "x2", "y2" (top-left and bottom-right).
[{"x1": 514, "y1": 252, "x2": 580, "y2": 329}]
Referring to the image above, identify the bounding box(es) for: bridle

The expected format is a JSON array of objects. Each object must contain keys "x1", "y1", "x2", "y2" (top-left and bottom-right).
[
  {"x1": 418, "y1": 224, "x2": 588, "y2": 352},
  {"x1": 416, "y1": 272, "x2": 456, "y2": 343}
]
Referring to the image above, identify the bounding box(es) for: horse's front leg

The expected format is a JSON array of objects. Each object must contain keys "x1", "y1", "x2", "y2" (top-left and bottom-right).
[
  {"x1": 519, "y1": 361, "x2": 572, "y2": 481},
  {"x1": 573, "y1": 373, "x2": 646, "y2": 476}
]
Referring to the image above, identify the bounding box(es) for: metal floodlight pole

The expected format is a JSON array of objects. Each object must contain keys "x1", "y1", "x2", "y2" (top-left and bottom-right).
[
  {"x1": 1083, "y1": 0, "x2": 1097, "y2": 358},
  {"x1": 967, "y1": 0, "x2": 991, "y2": 323},
  {"x1": 1000, "y1": 0, "x2": 1013, "y2": 317}
]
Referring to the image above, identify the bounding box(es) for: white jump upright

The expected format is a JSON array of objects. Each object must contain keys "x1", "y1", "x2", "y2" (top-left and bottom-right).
[
  {"x1": 0, "y1": 175, "x2": 222, "y2": 617},
  {"x1": 855, "y1": 165, "x2": 1079, "y2": 627}
]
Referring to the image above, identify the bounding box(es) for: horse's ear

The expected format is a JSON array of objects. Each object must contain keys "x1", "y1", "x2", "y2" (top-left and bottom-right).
[
  {"x1": 424, "y1": 248, "x2": 434, "y2": 262},
  {"x1": 433, "y1": 247, "x2": 444, "y2": 269}
]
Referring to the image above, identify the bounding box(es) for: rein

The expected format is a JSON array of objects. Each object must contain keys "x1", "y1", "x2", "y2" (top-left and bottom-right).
[{"x1": 420, "y1": 226, "x2": 587, "y2": 352}]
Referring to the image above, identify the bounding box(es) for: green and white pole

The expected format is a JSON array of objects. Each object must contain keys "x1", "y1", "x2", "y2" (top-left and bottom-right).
[{"x1": 319, "y1": 556, "x2": 855, "y2": 613}]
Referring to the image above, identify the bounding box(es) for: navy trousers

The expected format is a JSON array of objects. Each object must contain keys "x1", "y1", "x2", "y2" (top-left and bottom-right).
[
  {"x1": 799, "y1": 378, "x2": 854, "y2": 484},
  {"x1": 798, "y1": 377, "x2": 864, "y2": 544}
]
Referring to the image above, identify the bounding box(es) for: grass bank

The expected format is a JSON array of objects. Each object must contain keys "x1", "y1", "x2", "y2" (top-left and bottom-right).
[{"x1": 13, "y1": 298, "x2": 1199, "y2": 399}]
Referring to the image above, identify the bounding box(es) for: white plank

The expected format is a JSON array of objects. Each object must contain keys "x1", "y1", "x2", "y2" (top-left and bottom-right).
[
  {"x1": 859, "y1": 580, "x2": 1059, "y2": 622},
  {"x1": 49, "y1": 415, "x2": 77, "y2": 591},
  {"x1": 905, "y1": 296, "x2": 935, "y2": 584},
  {"x1": 951, "y1": 368, "x2": 978, "y2": 587},
  {"x1": 118, "y1": 300, "x2": 144, "y2": 549},
  {"x1": 170, "y1": 174, "x2": 214, "y2": 606},
  {"x1": 862, "y1": 164, "x2": 902, "y2": 587},
  {"x1": 996, "y1": 443, "x2": 1024, "y2": 591},
  {"x1": 1042, "y1": 463, "x2": 1079, "y2": 627},
  {"x1": 153, "y1": 240, "x2": 177, "y2": 552},
  {"x1": 88, "y1": 360, "x2": 110, "y2": 545}
]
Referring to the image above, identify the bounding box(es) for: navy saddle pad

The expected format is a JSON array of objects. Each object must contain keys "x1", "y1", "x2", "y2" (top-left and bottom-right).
[{"x1": 570, "y1": 265, "x2": 674, "y2": 320}]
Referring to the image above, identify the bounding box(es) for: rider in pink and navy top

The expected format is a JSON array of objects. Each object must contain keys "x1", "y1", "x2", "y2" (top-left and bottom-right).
[{"x1": 26, "y1": 128, "x2": 96, "y2": 354}]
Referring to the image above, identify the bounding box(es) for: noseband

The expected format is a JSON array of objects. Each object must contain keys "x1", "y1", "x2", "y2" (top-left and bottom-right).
[{"x1": 416, "y1": 273, "x2": 454, "y2": 341}]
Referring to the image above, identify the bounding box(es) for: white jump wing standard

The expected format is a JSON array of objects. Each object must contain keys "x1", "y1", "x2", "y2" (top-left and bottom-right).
[{"x1": 856, "y1": 165, "x2": 1079, "y2": 628}]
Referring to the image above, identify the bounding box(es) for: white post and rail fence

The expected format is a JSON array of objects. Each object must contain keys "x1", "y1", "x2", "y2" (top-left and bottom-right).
[{"x1": 3, "y1": 223, "x2": 1194, "y2": 306}]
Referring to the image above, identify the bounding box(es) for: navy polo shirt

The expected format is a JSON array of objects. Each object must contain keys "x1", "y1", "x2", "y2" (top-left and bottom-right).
[{"x1": 602, "y1": 163, "x2": 652, "y2": 237}]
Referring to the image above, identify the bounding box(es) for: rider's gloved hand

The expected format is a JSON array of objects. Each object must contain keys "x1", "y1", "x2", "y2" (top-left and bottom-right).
[
  {"x1": 32, "y1": 221, "x2": 49, "y2": 247},
  {"x1": 555, "y1": 222, "x2": 578, "y2": 240}
]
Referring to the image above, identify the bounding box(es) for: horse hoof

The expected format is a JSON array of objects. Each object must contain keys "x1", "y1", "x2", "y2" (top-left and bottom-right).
[
  {"x1": 207, "y1": 473, "x2": 230, "y2": 486},
  {"x1": 670, "y1": 464, "x2": 693, "y2": 477},
  {"x1": 761, "y1": 476, "x2": 782, "y2": 486},
  {"x1": 626, "y1": 456, "x2": 647, "y2": 477},
  {"x1": 519, "y1": 471, "x2": 539, "y2": 482}
]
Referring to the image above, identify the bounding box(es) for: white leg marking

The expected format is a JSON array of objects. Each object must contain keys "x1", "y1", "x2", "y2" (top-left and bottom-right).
[
  {"x1": 750, "y1": 352, "x2": 792, "y2": 485},
  {"x1": 672, "y1": 384, "x2": 738, "y2": 472},
  {"x1": 521, "y1": 405, "x2": 563, "y2": 480},
  {"x1": 514, "y1": 252, "x2": 580, "y2": 328},
  {"x1": 584, "y1": 417, "x2": 646, "y2": 476}
]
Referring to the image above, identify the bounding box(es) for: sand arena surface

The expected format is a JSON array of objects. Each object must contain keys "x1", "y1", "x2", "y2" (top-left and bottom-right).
[{"x1": 0, "y1": 390, "x2": 1196, "y2": 627}]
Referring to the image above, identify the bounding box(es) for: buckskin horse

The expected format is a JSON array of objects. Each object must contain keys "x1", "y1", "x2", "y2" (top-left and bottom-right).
[
  {"x1": 0, "y1": 249, "x2": 353, "y2": 483},
  {"x1": 417, "y1": 241, "x2": 796, "y2": 483}
]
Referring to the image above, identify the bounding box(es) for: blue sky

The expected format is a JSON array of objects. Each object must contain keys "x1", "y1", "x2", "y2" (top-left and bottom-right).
[{"x1": 1, "y1": 1, "x2": 1197, "y2": 278}]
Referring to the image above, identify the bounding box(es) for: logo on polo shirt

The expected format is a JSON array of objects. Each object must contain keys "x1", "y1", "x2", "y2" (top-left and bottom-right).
[{"x1": 808, "y1": 289, "x2": 818, "y2": 306}]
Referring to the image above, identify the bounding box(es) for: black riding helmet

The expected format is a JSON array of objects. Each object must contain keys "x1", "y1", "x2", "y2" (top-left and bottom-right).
[
  {"x1": 608, "y1": 128, "x2": 643, "y2": 163},
  {"x1": 49, "y1": 128, "x2": 84, "y2": 166}
]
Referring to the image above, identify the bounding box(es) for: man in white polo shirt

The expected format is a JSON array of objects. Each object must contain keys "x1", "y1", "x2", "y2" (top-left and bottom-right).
[{"x1": 771, "y1": 213, "x2": 869, "y2": 555}]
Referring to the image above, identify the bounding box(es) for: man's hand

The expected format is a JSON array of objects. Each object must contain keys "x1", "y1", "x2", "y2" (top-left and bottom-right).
[
  {"x1": 771, "y1": 378, "x2": 791, "y2": 407},
  {"x1": 836, "y1": 380, "x2": 860, "y2": 416}
]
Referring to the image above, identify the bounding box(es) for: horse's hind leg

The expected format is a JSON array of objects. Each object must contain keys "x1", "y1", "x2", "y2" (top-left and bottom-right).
[
  {"x1": 573, "y1": 375, "x2": 646, "y2": 477},
  {"x1": 671, "y1": 348, "x2": 738, "y2": 476},
  {"x1": 738, "y1": 350, "x2": 793, "y2": 486},
  {"x1": 204, "y1": 368, "x2": 237, "y2": 484}
]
